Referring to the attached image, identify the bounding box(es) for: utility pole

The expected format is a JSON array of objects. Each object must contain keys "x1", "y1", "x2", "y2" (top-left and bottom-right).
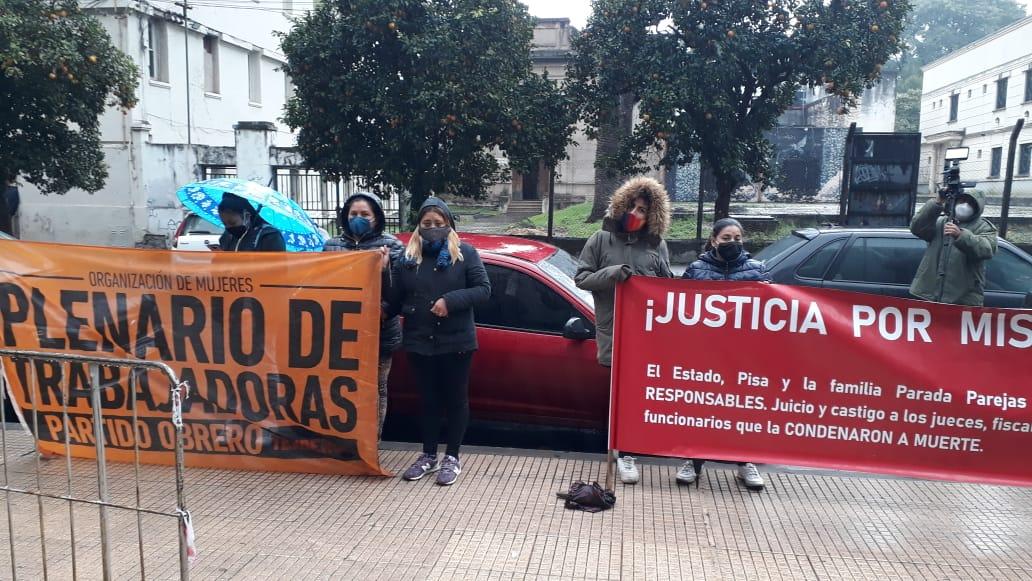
[{"x1": 175, "y1": 1, "x2": 194, "y2": 176}]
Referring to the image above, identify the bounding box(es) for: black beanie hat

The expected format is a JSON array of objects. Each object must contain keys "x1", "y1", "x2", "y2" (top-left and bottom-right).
[{"x1": 417, "y1": 197, "x2": 456, "y2": 229}]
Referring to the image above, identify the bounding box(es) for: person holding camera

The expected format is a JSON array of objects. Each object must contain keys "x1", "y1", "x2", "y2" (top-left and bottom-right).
[{"x1": 909, "y1": 189, "x2": 996, "y2": 306}]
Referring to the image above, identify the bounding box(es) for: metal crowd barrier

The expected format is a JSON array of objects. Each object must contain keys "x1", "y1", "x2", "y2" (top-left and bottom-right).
[{"x1": 0, "y1": 349, "x2": 191, "y2": 580}]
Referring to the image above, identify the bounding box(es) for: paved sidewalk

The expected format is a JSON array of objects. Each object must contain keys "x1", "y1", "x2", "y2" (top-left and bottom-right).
[{"x1": 0, "y1": 430, "x2": 1030, "y2": 580}]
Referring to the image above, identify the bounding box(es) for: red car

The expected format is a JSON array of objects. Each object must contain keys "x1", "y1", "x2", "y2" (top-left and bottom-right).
[{"x1": 388, "y1": 233, "x2": 610, "y2": 430}]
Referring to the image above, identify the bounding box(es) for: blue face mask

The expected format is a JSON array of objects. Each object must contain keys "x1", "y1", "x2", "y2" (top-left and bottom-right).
[{"x1": 348, "y1": 215, "x2": 373, "y2": 238}]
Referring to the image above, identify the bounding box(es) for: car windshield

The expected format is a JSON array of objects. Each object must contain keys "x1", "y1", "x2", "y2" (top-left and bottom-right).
[
  {"x1": 754, "y1": 232, "x2": 808, "y2": 265},
  {"x1": 183, "y1": 214, "x2": 224, "y2": 235},
  {"x1": 539, "y1": 249, "x2": 594, "y2": 308}
]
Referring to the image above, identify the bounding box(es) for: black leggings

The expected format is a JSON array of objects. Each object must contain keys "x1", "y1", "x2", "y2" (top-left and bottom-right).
[{"x1": 408, "y1": 351, "x2": 474, "y2": 459}]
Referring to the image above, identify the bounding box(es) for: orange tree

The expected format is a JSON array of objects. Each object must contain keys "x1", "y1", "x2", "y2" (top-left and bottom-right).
[
  {"x1": 569, "y1": 0, "x2": 909, "y2": 220},
  {"x1": 0, "y1": 0, "x2": 138, "y2": 230},
  {"x1": 281, "y1": 1, "x2": 575, "y2": 219}
]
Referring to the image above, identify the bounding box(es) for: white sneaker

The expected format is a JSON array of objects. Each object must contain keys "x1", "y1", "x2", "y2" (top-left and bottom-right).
[
  {"x1": 737, "y1": 463, "x2": 764, "y2": 491},
  {"x1": 675, "y1": 460, "x2": 697, "y2": 485},
  {"x1": 617, "y1": 456, "x2": 640, "y2": 484}
]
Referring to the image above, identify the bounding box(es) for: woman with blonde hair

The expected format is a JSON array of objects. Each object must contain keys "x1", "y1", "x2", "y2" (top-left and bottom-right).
[{"x1": 387, "y1": 197, "x2": 490, "y2": 486}]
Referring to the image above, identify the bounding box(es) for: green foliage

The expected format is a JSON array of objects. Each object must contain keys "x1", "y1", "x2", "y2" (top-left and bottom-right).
[
  {"x1": 526, "y1": 201, "x2": 702, "y2": 239},
  {"x1": 280, "y1": 0, "x2": 575, "y2": 213},
  {"x1": 894, "y1": 86, "x2": 921, "y2": 133},
  {"x1": 894, "y1": 0, "x2": 1025, "y2": 131},
  {"x1": 904, "y1": 0, "x2": 1025, "y2": 65},
  {"x1": 568, "y1": 0, "x2": 909, "y2": 219},
  {"x1": 0, "y1": 0, "x2": 139, "y2": 194},
  {"x1": 505, "y1": 71, "x2": 577, "y2": 174}
]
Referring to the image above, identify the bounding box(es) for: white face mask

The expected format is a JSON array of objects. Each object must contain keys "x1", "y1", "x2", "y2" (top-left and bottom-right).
[{"x1": 954, "y1": 202, "x2": 975, "y2": 221}]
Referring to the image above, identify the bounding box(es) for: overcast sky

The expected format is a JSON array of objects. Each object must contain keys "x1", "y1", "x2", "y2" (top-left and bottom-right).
[
  {"x1": 520, "y1": 0, "x2": 592, "y2": 28},
  {"x1": 520, "y1": 0, "x2": 1032, "y2": 30}
]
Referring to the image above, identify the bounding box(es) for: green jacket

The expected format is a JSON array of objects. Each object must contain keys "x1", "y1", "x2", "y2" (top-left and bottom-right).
[
  {"x1": 575, "y1": 220, "x2": 673, "y2": 367},
  {"x1": 909, "y1": 190, "x2": 997, "y2": 306}
]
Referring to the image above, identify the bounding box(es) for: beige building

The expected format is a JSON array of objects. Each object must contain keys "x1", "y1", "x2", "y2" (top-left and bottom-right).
[
  {"x1": 491, "y1": 18, "x2": 598, "y2": 213},
  {"x1": 918, "y1": 16, "x2": 1032, "y2": 200}
]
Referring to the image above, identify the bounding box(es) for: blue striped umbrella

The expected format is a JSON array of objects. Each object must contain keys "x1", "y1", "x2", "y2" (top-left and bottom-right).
[{"x1": 176, "y1": 178, "x2": 324, "y2": 252}]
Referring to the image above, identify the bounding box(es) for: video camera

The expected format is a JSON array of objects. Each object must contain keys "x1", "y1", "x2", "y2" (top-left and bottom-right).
[{"x1": 938, "y1": 147, "x2": 977, "y2": 218}]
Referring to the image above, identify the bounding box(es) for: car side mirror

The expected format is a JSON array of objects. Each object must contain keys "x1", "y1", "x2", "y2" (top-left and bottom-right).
[{"x1": 563, "y1": 316, "x2": 595, "y2": 341}]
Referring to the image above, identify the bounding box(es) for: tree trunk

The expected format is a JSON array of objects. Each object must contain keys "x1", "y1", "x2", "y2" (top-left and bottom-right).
[
  {"x1": 714, "y1": 173, "x2": 735, "y2": 221},
  {"x1": 0, "y1": 194, "x2": 11, "y2": 237},
  {"x1": 407, "y1": 173, "x2": 433, "y2": 229},
  {"x1": 588, "y1": 93, "x2": 635, "y2": 222}
]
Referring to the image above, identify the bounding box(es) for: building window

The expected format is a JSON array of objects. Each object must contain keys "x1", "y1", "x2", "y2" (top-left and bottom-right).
[
  {"x1": 203, "y1": 35, "x2": 220, "y2": 94},
  {"x1": 996, "y1": 77, "x2": 1008, "y2": 110},
  {"x1": 967, "y1": 89, "x2": 972, "y2": 98},
  {"x1": 983, "y1": 84, "x2": 988, "y2": 94},
  {"x1": 147, "y1": 18, "x2": 169, "y2": 83},
  {"x1": 1025, "y1": 69, "x2": 1032, "y2": 103},
  {"x1": 1019, "y1": 143, "x2": 1032, "y2": 177},
  {"x1": 248, "y1": 50, "x2": 262, "y2": 104},
  {"x1": 990, "y1": 147, "x2": 1003, "y2": 178},
  {"x1": 948, "y1": 94, "x2": 959, "y2": 122},
  {"x1": 977, "y1": 149, "x2": 982, "y2": 159}
]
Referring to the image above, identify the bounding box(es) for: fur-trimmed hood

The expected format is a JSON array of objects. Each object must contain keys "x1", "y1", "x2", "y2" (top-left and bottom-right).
[{"x1": 602, "y1": 177, "x2": 671, "y2": 242}]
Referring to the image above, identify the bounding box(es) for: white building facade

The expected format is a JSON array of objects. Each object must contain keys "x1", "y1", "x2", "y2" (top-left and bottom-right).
[
  {"x1": 17, "y1": 0, "x2": 299, "y2": 247},
  {"x1": 919, "y1": 16, "x2": 1032, "y2": 201}
]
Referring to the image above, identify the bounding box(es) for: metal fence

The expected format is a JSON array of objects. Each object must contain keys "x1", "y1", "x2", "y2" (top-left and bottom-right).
[
  {"x1": 195, "y1": 165, "x2": 404, "y2": 237},
  {"x1": 272, "y1": 168, "x2": 403, "y2": 236},
  {"x1": 0, "y1": 350, "x2": 191, "y2": 580},
  {"x1": 200, "y1": 166, "x2": 237, "y2": 181}
]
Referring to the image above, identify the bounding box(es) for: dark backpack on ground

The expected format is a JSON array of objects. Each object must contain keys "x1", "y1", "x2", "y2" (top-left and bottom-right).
[{"x1": 556, "y1": 481, "x2": 616, "y2": 513}]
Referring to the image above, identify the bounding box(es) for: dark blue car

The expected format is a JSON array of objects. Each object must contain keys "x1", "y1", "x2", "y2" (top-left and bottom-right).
[{"x1": 755, "y1": 228, "x2": 1032, "y2": 309}]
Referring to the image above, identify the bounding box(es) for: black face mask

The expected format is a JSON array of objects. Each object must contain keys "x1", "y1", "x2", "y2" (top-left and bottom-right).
[
  {"x1": 419, "y1": 226, "x2": 451, "y2": 243},
  {"x1": 227, "y1": 225, "x2": 247, "y2": 238},
  {"x1": 716, "y1": 241, "x2": 744, "y2": 262}
]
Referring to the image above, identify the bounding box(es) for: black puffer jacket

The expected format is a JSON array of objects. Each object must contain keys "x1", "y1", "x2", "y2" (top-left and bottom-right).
[
  {"x1": 324, "y1": 192, "x2": 405, "y2": 355},
  {"x1": 218, "y1": 222, "x2": 286, "y2": 251},
  {"x1": 386, "y1": 198, "x2": 491, "y2": 356}
]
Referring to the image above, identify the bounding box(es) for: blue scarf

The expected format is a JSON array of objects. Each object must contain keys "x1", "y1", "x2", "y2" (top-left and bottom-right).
[{"x1": 403, "y1": 240, "x2": 452, "y2": 269}]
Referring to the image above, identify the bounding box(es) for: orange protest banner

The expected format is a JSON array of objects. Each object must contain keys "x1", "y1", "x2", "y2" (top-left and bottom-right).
[{"x1": 0, "y1": 241, "x2": 388, "y2": 476}]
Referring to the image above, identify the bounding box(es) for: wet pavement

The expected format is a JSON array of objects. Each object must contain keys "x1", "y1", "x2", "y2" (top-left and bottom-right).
[{"x1": 1, "y1": 429, "x2": 1030, "y2": 580}]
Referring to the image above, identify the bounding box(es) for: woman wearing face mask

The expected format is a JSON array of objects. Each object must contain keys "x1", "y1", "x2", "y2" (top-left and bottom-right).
[
  {"x1": 575, "y1": 177, "x2": 673, "y2": 485},
  {"x1": 324, "y1": 192, "x2": 404, "y2": 440},
  {"x1": 678, "y1": 217, "x2": 770, "y2": 492},
  {"x1": 387, "y1": 197, "x2": 490, "y2": 486},
  {"x1": 217, "y1": 193, "x2": 286, "y2": 251}
]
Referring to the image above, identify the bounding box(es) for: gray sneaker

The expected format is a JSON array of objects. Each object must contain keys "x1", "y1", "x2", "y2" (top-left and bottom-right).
[
  {"x1": 737, "y1": 463, "x2": 764, "y2": 491},
  {"x1": 435, "y1": 455, "x2": 462, "y2": 486},
  {"x1": 402, "y1": 453, "x2": 439, "y2": 481},
  {"x1": 675, "y1": 460, "x2": 697, "y2": 485}
]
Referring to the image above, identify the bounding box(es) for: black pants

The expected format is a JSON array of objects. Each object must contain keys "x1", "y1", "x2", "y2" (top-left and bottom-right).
[{"x1": 408, "y1": 351, "x2": 473, "y2": 459}]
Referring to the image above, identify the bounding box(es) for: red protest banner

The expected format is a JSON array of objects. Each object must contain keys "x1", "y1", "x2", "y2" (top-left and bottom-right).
[{"x1": 610, "y1": 277, "x2": 1032, "y2": 487}]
